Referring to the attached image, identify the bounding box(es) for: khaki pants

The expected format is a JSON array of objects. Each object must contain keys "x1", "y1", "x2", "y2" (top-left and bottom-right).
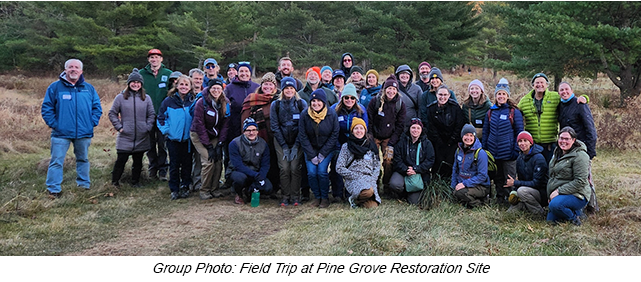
[
  {"x1": 507, "y1": 186, "x2": 545, "y2": 215},
  {"x1": 374, "y1": 138, "x2": 393, "y2": 187},
  {"x1": 190, "y1": 132, "x2": 222, "y2": 194}
]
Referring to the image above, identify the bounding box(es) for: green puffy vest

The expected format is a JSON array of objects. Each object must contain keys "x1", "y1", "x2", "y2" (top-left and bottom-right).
[{"x1": 518, "y1": 89, "x2": 560, "y2": 144}]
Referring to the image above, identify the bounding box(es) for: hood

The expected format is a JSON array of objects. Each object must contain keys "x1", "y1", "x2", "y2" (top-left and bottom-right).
[
  {"x1": 522, "y1": 143, "x2": 544, "y2": 161},
  {"x1": 340, "y1": 52, "x2": 354, "y2": 71},
  {"x1": 394, "y1": 64, "x2": 414, "y2": 84},
  {"x1": 59, "y1": 71, "x2": 85, "y2": 86}
]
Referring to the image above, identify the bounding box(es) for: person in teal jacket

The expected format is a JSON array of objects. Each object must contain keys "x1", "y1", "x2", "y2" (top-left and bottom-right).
[
  {"x1": 41, "y1": 59, "x2": 102, "y2": 197},
  {"x1": 157, "y1": 75, "x2": 195, "y2": 200},
  {"x1": 140, "y1": 48, "x2": 173, "y2": 180}
]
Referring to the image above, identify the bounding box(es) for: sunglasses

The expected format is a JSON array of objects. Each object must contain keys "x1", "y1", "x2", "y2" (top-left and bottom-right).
[
  {"x1": 343, "y1": 96, "x2": 356, "y2": 101},
  {"x1": 238, "y1": 61, "x2": 251, "y2": 65},
  {"x1": 343, "y1": 59, "x2": 352, "y2": 62},
  {"x1": 205, "y1": 65, "x2": 216, "y2": 69}
]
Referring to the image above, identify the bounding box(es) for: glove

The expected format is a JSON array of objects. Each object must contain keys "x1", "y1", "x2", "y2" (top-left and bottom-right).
[
  {"x1": 259, "y1": 180, "x2": 265, "y2": 186},
  {"x1": 282, "y1": 148, "x2": 290, "y2": 161},
  {"x1": 288, "y1": 146, "x2": 299, "y2": 162},
  {"x1": 311, "y1": 156, "x2": 319, "y2": 165},
  {"x1": 384, "y1": 146, "x2": 394, "y2": 161},
  {"x1": 508, "y1": 191, "x2": 520, "y2": 205},
  {"x1": 214, "y1": 143, "x2": 223, "y2": 162},
  {"x1": 206, "y1": 144, "x2": 216, "y2": 162}
]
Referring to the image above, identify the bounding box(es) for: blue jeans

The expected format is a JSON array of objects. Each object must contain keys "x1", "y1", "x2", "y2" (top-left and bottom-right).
[
  {"x1": 46, "y1": 137, "x2": 92, "y2": 193},
  {"x1": 305, "y1": 151, "x2": 334, "y2": 200},
  {"x1": 547, "y1": 194, "x2": 588, "y2": 223}
]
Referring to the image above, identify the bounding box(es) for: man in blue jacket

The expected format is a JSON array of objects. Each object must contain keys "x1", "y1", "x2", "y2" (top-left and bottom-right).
[{"x1": 41, "y1": 59, "x2": 102, "y2": 198}]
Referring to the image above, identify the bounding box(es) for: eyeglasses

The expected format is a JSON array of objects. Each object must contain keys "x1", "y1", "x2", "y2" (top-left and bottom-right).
[
  {"x1": 343, "y1": 59, "x2": 352, "y2": 62},
  {"x1": 343, "y1": 96, "x2": 356, "y2": 101},
  {"x1": 239, "y1": 61, "x2": 251, "y2": 65},
  {"x1": 205, "y1": 65, "x2": 216, "y2": 69},
  {"x1": 558, "y1": 137, "x2": 573, "y2": 141}
]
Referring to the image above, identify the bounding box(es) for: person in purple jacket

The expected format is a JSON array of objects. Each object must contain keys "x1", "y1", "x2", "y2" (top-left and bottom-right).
[{"x1": 190, "y1": 78, "x2": 230, "y2": 200}]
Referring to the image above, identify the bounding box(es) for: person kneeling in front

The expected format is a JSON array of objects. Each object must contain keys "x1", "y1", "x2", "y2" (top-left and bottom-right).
[
  {"x1": 452, "y1": 124, "x2": 490, "y2": 208},
  {"x1": 227, "y1": 118, "x2": 272, "y2": 204}
]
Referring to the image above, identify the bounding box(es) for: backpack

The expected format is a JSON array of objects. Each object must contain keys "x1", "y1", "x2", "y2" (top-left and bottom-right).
[
  {"x1": 487, "y1": 107, "x2": 515, "y2": 125},
  {"x1": 274, "y1": 99, "x2": 305, "y2": 117},
  {"x1": 189, "y1": 92, "x2": 230, "y2": 119},
  {"x1": 456, "y1": 147, "x2": 497, "y2": 173},
  {"x1": 373, "y1": 94, "x2": 402, "y2": 115}
]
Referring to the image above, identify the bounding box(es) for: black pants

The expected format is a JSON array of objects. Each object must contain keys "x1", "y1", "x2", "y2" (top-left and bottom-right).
[
  {"x1": 230, "y1": 171, "x2": 273, "y2": 200},
  {"x1": 147, "y1": 124, "x2": 168, "y2": 177},
  {"x1": 112, "y1": 151, "x2": 145, "y2": 185},
  {"x1": 167, "y1": 140, "x2": 192, "y2": 193}
]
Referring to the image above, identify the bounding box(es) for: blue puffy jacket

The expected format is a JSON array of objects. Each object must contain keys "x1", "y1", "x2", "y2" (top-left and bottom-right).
[
  {"x1": 481, "y1": 103, "x2": 524, "y2": 161},
  {"x1": 157, "y1": 93, "x2": 194, "y2": 142},
  {"x1": 41, "y1": 72, "x2": 102, "y2": 139},
  {"x1": 452, "y1": 138, "x2": 490, "y2": 189},
  {"x1": 359, "y1": 85, "x2": 381, "y2": 109},
  {"x1": 514, "y1": 143, "x2": 549, "y2": 204}
]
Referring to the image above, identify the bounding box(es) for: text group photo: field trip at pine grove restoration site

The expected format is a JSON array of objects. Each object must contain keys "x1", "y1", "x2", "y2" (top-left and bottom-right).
[{"x1": 0, "y1": 1, "x2": 640, "y2": 256}]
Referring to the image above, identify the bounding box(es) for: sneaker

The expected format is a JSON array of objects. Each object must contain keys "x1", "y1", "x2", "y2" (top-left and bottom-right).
[
  {"x1": 292, "y1": 199, "x2": 300, "y2": 206},
  {"x1": 348, "y1": 197, "x2": 357, "y2": 209},
  {"x1": 179, "y1": 185, "x2": 190, "y2": 198},
  {"x1": 199, "y1": 191, "x2": 213, "y2": 200},
  {"x1": 234, "y1": 195, "x2": 245, "y2": 205},
  {"x1": 111, "y1": 181, "x2": 120, "y2": 187},
  {"x1": 280, "y1": 198, "x2": 289, "y2": 207},
  {"x1": 47, "y1": 190, "x2": 61, "y2": 199},
  {"x1": 571, "y1": 217, "x2": 582, "y2": 226},
  {"x1": 170, "y1": 192, "x2": 179, "y2": 200},
  {"x1": 211, "y1": 190, "x2": 224, "y2": 198},
  {"x1": 130, "y1": 182, "x2": 142, "y2": 188},
  {"x1": 319, "y1": 198, "x2": 330, "y2": 208}
]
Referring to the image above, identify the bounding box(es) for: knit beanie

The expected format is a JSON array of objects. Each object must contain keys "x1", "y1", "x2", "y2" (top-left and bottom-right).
[
  {"x1": 237, "y1": 62, "x2": 252, "y2": 74},
  {"x1": 310, "y1": 88, "x2": 328, "y2": 106},
  {"x1": 306, "y1": 66, "x2": 321, "y2": 79},
  {"x1": 280, "y1": 76, "x2": 297, "y2": 91},
  {"x1": 227, "y1": 63, "x2": 238, "y2": 72},
  {"x1": 261, "y1": 72, "x2": 277, "y2": 86},
  {"x1": 531, "y1": 73, "x2": 549, "y2": 85},
  {"x1": 517, "y1": 131, "x2": 534, "y2": 145},
  {"x1": 410, "y1": 118, "x2": 423, "y2": 129},
  {"x1": 382, "y1": 75, "x2": 399, "y2": 90},
  {"x1": 243, "y1": 117, "x2": 258, "y2": 131},
  {"x1": 321, "y1": 66, "x2": 333, "y2": 76},
  {"x1": 169, "y1": 71, "x2": 183, "y2": 80},
  {"x1": 127, "y1": 68, "x2": 144, "y2": 85},
  {"x1": 468, "y1": 79, "x2": 485, "y2": 94},
  {"x1": 461, "y1": 124, "x2": 476, "y2": 139},
  {"x1": 365, "y1": 69, "x2": 379, "y2": 83},
  {"x1": 342, "y1": 83, "x2": 358, "y2": 101},
  {"x1": 419, "y1": 61, "x2": 431, "y2": 70},
  {"x1": 495, "y1": 77, "x2": 511, "y2": 96},
  {"x1": 428, "y1": 67, "x2": 444, "y2": 82},
  {"x1": 207, "y1": 78, "x2": 224, "y2": 89},
  {"x1": 350, "y1": 117, "x2": 367, "y2": 132},
  {"x1": 350, "y1": 66, "x2": 364, "y2": 76}
]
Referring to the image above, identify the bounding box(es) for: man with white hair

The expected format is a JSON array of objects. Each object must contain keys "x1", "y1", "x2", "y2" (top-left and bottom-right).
[{"x1": 41, "y1": 59, "x2": 102, "y2": 198}]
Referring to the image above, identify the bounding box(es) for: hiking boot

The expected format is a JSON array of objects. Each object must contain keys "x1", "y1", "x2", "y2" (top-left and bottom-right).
[
  {"x1": 47, "y1": 190, "x2": 61, "y2": 199},
  {"x1": 348, "y1": 197, "x2": 357, "y2": 209},
  {"x1": 310, "y1": 198, "x2": 321, "y2": 207},
  {"x1": 331, "y1": 197, "x2": 344, "y2": 204},
  {"x1": 170, "y1": 192, "x2": 179, "y2": 200},
  {"x1": 571, "y1": 217, "x2": 582, "y2": 226},
  {"x1": 234, "y1": 195, "x2": 245, "y2": 205},
  {"x1": 179, "y1": 185, "x2": 190, "y2": 198},
  {"x1": 111, "y1": 181, "x2": 120, "y2": 187},
  {"x1": 291, "y1": 198, "x2": 300, "y2": 206},
  {"x1": 319, "y1": 198, "x2": 330, "y2": 208},
  {"x1": 280, "y1": 198, "x2": 289, "y2": 207},
  {"x1": 130, "y1": 182, "x2": 142, "y2": 188},
  {"x1": 159, "y1": 172, "x2": 168, "y2": 181},
  {"x1": 200, "y1": 191, "x2": 213, "y2": 200},
  {"x1": 211, "y1": 190, "x2": 224, "y2": 198}
]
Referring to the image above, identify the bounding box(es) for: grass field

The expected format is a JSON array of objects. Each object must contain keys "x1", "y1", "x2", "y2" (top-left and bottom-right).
[{"x1": 0, "y1": 71, "x2": 640, "y2": 256}]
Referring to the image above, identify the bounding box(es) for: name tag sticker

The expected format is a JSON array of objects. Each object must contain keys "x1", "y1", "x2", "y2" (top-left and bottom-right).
[
  {"x1": 364, "y1": 155, "x2": 372, "y2": 160},
  {"x1": 457, "y1": 156, "x2": 463, "y2": 161},
  {"x1": 158, "y1": 83, "x2": 167, "y2": 89},
  {"x1": 62, "y1": 95, "x2": 72, "y2": 100},
  {"x1": 206, "y1": 110, "x2": 216, "y2": 116},
  {"x1": 161, "y1": 75, "x2": 168, "y2": 82},
  {"x1": 338, "y1": 116, "x2": 344, "y2": 122},
  {"x1": 292, "y1": 114, "x2": 300, "y2": 120},
  {"x1": 378, "y1": 112, "x2": 385, "y2": 117},
  {"x1": 500, "y1": 114, "x2": 508, "y2": 120},
  {"x1": 475, "y1": 119, "x2": 483, "y2": 124}
]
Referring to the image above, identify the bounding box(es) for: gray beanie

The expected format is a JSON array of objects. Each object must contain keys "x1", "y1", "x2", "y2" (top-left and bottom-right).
[
  {"x1": 127, "y1": 68, "x2": 144, "y2": 85},
  {"x1": 461, "y1": 124, "x2": 476, "y2": 139}
]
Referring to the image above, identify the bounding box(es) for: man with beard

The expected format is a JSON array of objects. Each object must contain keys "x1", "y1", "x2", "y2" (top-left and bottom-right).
[
  {"x1": 414, "y1": 61, "x2": 432, "y2": 92},
  {"x1": 275, "y1": 56, "x2": 303, "y2": 91}
]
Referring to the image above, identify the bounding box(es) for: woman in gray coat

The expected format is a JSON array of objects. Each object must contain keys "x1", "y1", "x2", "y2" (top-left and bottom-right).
[
  {"x1": 109, "y1": 68, "x2": 156, "y2": 187},
  {"x1": 336, "y1": 117, "x2": 381, "y2": 208}
]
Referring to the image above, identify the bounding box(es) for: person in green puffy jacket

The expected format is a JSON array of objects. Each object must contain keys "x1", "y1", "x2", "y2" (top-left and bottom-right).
[{"x1": 517, "y1": 73, "x2": 587, "y2": 164}]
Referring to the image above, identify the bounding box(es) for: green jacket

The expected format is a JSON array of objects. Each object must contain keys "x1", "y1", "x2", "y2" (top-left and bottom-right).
[
  {"x1": 547, "y1": 140, "x2": 591, "y2": 201},
  {"x1": 518, "y1": 89, "x2": 560, "y2": 144},
  {"x1": 140, "y1": 63, "x2": 173, "y2": 114}
]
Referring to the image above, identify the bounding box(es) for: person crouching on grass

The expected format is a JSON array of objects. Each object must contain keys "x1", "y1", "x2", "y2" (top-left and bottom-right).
[
  {"x1": 505, "y1": 131, "x2": 549, "y2": 216},
  {"x1": 108, "y1": 68, "x2": 155, "y2": 188},
  {"x1": 335, "y1": 117, "x2": 381, "y2": 208},
  {"x1": 452, "y1": 124, "x2": 490, "y2": 208},
  {"x1": 227, "y1": 118, "x2": 272, "y2": 205},
  {"x1": 157, "y1": 75, "x2": 195, "y2": 200}
]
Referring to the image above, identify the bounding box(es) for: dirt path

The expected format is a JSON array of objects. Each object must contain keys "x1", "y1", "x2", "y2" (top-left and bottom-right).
[{"x1": 69, "y1": 197, "x2": 301, "y2": 256}]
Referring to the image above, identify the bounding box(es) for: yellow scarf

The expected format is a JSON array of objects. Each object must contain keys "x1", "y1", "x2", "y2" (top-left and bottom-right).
[{"x1": 308, "y1": 106, "x2": 328, "y2": 124}]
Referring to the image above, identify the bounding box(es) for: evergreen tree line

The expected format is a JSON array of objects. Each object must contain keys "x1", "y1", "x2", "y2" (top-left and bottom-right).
[{"x1": 1, "y1": 1, "x2": 640, "y2": 106}]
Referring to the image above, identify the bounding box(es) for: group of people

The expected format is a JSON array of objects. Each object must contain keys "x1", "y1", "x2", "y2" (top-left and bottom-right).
[{"x1": 41, "y1": 50, "x2": 598, "y2": 225}]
